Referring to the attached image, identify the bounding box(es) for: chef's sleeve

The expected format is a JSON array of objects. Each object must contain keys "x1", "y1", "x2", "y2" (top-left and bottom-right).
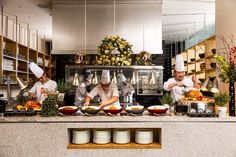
[
  {"x1": 163, "y1": 79, "x2": 173, "y2": 91},
  {"x1": 87, "y1": 86, "x2": 99, "y2": 99},
  {"x1": 29, "y1": 83, "x2": 37, "y2": 94},
  {"x1": 51, "y1": 81, "x2": 57, "y2": 91},
  {"x1": 112, "y1": 85, "x2": 119, "y2": 97},
  {"x1": 79, "y1": 86, "x2": 87, "y2": 95}
]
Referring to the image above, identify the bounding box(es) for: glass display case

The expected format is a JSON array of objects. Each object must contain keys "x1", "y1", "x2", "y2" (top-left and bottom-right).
[{"x1": 65, "y1": 65, "x2": 164, "y2": 96}]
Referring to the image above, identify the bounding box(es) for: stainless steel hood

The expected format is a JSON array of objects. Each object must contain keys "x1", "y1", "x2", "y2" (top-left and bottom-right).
[{"x1": 51, "y1": 0, "x2": 162, "y2": 54}]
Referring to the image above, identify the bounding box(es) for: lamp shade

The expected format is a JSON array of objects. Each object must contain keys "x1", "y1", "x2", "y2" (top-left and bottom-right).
[
  {"x1": 72, "y1": 72, "x2": 79, "y2": 86},
  {"x1": 200, "y1": 78, "x2": 210, "y2": 91},
  {"x1": 16, "y1": 76, "x2": 28, "y2": 90},
  {"x1": 210, "y1": 77, "x2": 219, "y2": 94}
]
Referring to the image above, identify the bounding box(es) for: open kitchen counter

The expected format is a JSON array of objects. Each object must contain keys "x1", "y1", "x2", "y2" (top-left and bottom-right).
[
  {"x1": 1, "y1": 112, "x2": 236, "y2": 123},
  {"x1": 1, "y1": 113, "x2": 236, "y2": 157}
]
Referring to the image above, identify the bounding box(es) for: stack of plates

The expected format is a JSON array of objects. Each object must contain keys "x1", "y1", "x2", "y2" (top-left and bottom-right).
[
  {"x1": 93, "y1": 129, "x2": 111, "y2": 144},
  {"x1": 113, "y1": 129, "x2": 130, "y2": 144},
  {"x1": 135, "y1": 129, "x2": 153, "y2": 144},
  {"x1": 72, "y1": 129, "x2": 90, "y2": 144}
]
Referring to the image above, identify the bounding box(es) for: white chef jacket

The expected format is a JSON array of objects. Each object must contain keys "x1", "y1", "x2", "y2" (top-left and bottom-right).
[
  {"x1": 74, "y1": 83, "x2": 88, "y2": 107},
  {"x1": 163, "y1": 77, "x2": 194, "y2": 101},
  {"x1": 29, "y1": 80, "x2": 57, "y2": 102},
  {"x1": 88, "y1": 83, "x2": 120, "y2": 106}
]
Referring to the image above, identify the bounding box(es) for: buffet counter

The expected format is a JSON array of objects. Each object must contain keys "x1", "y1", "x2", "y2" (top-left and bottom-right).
[{"x1": 1, "y1": 113, "x2": 236, "y2": 157}]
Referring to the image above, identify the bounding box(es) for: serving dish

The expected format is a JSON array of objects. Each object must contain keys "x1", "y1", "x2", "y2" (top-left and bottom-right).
[
  {"x1": 147, "y1": 105, "x2": 168, "y2": 115},
  {"x1": 58, "y1": 106, "x2": 78, "y2": 115},
  {"x1": 81, "y1": 106, "x2": 100, "y2": 115},
  {"x1": 103, "y1": 105, "x2": 123, "y2": 115},
  {"x1": 125, "y1": 105, "x2": 145, "y2": 115}
]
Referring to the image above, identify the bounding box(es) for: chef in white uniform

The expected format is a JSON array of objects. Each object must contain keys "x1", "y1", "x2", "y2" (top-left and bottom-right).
[
  {"x1": 120, "y1": 74, "x2": 135, "y2": 103},
  {"x1": 28, "y1": 62, "x2": 57, "y2": 104},
  {"x1": 163, "y1": 54, "x2": 194, "y2": 101},
  {"x1": 74, "y1": 74, "x2": 93, "y2": 107},
  {"x1": 84, "y1": 70, "x2": 120, "y2": 107}
]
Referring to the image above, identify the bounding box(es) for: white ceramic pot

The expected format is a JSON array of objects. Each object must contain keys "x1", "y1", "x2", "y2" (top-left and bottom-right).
[{"x1": 218, "y1": 106, "x2": 227, "y2": 118}]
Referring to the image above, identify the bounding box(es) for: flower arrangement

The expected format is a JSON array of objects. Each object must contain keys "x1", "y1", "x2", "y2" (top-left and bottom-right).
[
  {"x1": 96, "y1": 35, "x2": 133, "y2": 66},
  {"x1": 136, "y1": 51, "x2": 153, "y2": 65},
  {"x1": 214, "y1": 35, "x2": 236, "y2": 83}
]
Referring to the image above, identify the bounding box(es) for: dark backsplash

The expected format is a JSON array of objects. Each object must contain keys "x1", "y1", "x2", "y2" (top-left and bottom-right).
[{"x1": 53, "y1": 54, "x2": 164, "y2": 106}]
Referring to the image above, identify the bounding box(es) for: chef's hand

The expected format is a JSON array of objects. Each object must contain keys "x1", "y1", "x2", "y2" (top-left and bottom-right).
[
  {"x1": 83, "y1": 101, "x2": 90, "y2": 107},
  {"x1": 175, "y1": 82, "x2": 185, "y2": 87},
  {"x1": 99, "y1": 101, "x2": 108, "y2": 108},
  {"x1": 29, "y1": 92, "x2": 35, "y2": 98}
]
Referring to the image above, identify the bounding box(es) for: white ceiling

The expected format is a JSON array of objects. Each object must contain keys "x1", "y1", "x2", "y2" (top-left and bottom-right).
[{"x1": 1, "y1": 0, "x2": 215, "y2": 42}]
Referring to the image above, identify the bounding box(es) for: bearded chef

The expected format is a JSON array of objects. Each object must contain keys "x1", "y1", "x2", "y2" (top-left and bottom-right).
[
  {"x1": 28, "y1": 62, "x2": 57, "y2": 104},
  {"x1": 83, "y1": 70, "x2": 120, "y2": 107},
  {"x1": 163, "y1": 54, "x2": 194, "y2": 101},
  {"x1": 74, "y1": 73, "x2": 93, "y2": 107}
]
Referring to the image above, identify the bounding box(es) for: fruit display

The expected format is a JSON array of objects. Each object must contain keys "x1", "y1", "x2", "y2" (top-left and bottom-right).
[
  {"x1": 135, "y1": 51, "x2": 153, "y2": 65},
  {"x1": 96, "y1": 35, "x2": 133, "y2": 66}
]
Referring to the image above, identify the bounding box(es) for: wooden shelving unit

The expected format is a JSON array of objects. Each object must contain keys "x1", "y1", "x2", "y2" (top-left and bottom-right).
[
  {"x1": 171, "y1": 35, "x2": 216, "y2": 83},
  {"x1": 1, "y1": 37, "x2": 54, "y2": 85},
  {"x1": 67, "y1": 142, "x2": 162, "y2": 149},
  {"x1": 0, "y1": 11, "x2": 55, "y2": 85},
  {"x1": 67, "y1": 128, "x2": 162, "y2": 149}
]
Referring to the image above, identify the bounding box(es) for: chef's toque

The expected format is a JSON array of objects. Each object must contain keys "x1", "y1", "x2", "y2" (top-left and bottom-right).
[
  {"x1": 86, "y1": 74, "x2": 94, "y2": 84},
  {"x1": 29, "y1": 62, "x2": 44, "y2": 78},
  {"x1": 100, "y1": 70, "x2": 111, "y2": 84},
  {"x1": 121, "y1": 74, "x2": 126, "y2": 82},
  {"x1": 175, "y1": 54, "x2": 185, "y2": 72}
]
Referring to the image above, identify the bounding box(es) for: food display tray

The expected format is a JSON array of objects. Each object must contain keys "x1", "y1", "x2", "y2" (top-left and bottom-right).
[
  {"x1": 187, "y1": 113, "x2": 216, "y2": 117},
  {"x1": 4, "y1": 111, "x2": 37, "y2": 116}
]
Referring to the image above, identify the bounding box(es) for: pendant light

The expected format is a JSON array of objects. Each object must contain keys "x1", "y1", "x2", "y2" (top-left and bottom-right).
[
  {"x1": 92, "y1": 71, "x2": 99, "y2": 85},
  {"x1": 149, "y1": 72, "x2": 156, "y2": 84},
  {"x1": 210, "y1": 77, "x2": 219, "y2": 94},
  {"x1": 130, "y1": 72, "x2": 136, "y2": 85},
  {"x1": 111, "y1": 71, "x2": 118, "y2": 84},
  {"x1": 200, "y1": 77, "x2": 210, "y2": 91},
  {"x1": 72, "y1": 71, "x2": 79, "y2": 86}
]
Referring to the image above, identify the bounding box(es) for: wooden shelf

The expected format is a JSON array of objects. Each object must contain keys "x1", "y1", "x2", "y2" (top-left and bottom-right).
[
  {"x1": 187, "y1": 62, "x2": 195, "y2": 65},
  {"x1": 67, "y1": 142, "x2": 162, "y2": 149},
  {"x1": 3, "y1": 68, "x2": 16, "y2": 72},
  {"x1": 206, "y1": 55, "x2": 215, "y2": 59},
  {"x1": 196, "y1": 58, "x2": 205, "y2": 62},
  {"x1": 3, "y1": 55, "x2": 16, "y2": 60},
  {"x1": 206, "y1": 69, "x2": 216, "y2": 73},
  {"x1": 17, "y1": 58, "x2": 28, "y2": 63},
  {"x1": 3, "y1": 36, "x2": 16, "y2": 43},
  {"x1": 18, "y1": 71, "x2": 28, "y2": 74}
]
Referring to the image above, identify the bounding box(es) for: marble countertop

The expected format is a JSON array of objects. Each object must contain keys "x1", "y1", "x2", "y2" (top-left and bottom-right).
[{"x1": 1, "y1": 111, "x2": 236, "y2": 123}]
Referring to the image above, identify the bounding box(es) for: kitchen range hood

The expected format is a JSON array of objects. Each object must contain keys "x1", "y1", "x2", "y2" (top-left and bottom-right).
[{"x1": 51, "y1": 0, "x2": 162, "y2": 54}]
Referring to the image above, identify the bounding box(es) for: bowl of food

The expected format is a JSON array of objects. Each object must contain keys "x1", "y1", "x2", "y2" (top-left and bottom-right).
[
  {"x1": 125, "y1": 105, "x2": 145, "y2": 115},
  {"x1": 59, "y1": 106, "x2": 78, "y2": 115},
  {"x1": 212, "y1": 48, "x2": 216, "y2": 54},
  {"x1": 199, "y1": 53, "x2": 205, "y2": 59},
  {"x1": 81, "y1": 106, "x2": 100, "y2": 115},
  {"x1": 190, "y1": 58, "x2": 195, "y2": 62},
  {"x1": 103, "y1": 105, "x2": 123, "y2": 115},
  {"x1": 147, "y1": 105, "x2": 168, "y2": 115}
]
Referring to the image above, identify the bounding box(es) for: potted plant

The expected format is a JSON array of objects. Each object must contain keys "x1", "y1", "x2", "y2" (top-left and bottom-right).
[
  {"x1": 57, "y1": 79, "x2": 71, "y2": 106},
  {"x1": 159, "y1": 93, "x2": 174, "y2": 113},
  {"x1": 214, "y1": 93, "x2": 230, "y2": 118}
]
